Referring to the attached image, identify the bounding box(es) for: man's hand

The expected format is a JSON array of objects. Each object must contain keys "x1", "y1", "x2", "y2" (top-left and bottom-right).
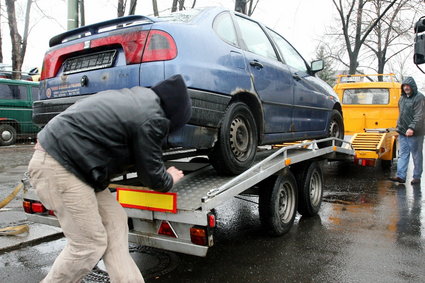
[
  {"x1": 406, "y1": 128, "x2": 414, "y2": 137},
  {"x1": 167, "y1": 166, "x2": 184, "y2": 184}
]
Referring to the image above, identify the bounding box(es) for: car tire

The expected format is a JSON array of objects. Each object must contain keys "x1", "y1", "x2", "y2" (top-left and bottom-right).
[
  {"x1": 0, "y1": 124, "x2": 17, "y2": 146},
  {"x1": 209, "y1": 102, "x2": 258, "y2": 175},
  {"x1": 320, "y1": 109, "x2": 344, "y2": 148},
  {"x1": 259, "y1": 169, "x2": 298, "y2": 237}
]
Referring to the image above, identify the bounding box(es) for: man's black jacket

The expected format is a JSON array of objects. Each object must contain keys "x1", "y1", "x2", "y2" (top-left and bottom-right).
[{"x1": 38, "y1": 87, "x2": 176, "y2": 192}]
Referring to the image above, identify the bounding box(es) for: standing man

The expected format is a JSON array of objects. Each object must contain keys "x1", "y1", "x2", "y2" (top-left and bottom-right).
[
  {"x1": 390, "y1": 76, "x2": 425, "y2": 185},
  {"x1": 28, "y1": 75, "x2": 191, "y2": 283}
]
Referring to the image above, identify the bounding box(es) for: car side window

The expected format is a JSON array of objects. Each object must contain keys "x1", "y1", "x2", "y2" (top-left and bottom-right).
[
  {"x1": 213, "y1": 12, "x2": 238, "y2": 47},
  {"x1": 268, "y1": 29, "x2": 308, "y2": 73},
  {"x1": 0, "y1": 84, "x2": 26, "y2": 100},
  {"x1": 235, "y1": 16, "x2": 277, "y2": 60}
]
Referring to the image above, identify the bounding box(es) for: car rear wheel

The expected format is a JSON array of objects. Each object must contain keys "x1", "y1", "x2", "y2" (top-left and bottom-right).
[
  {"x1": 0, "y1": 124, "x2": 17, "y2": 146},
  {"x1": 209, "y1": 102, "x2": 258, "y2": 175}
]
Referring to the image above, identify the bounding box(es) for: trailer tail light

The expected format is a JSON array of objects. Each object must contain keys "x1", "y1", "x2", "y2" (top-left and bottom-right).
[
  {"x1": 23, "y1": 200, "x2": 32, "y2": 213},
  {"x1": 354, "y1": 158, "x2": 376, "y2": 167},
  {"x1": 190, "y1": 226, "x2": 208, "y2": 246},
  {"x1": 158, "y1": 221, "x2": 177, "y2": 238},
  {"x1": 142, "y1": 30, "x2": 177, "y2": 62},
  {"x1": 32, "y1": 202, "x2": 47, "y2": 213},
  {"x1": 23, "y1": 199, "x2": 54, "y2": 215},
  {"x1": 208, "y1": 213, "x2": 216, "y2": 228}
]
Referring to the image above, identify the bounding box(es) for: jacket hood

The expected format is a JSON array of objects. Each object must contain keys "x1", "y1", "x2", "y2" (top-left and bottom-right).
[
  {"x1": 401, "y1": 76, "x2": 418, "y2": 97},
  {"x1": 151, "y1": 75, "x2": 192, "y2": 133}
]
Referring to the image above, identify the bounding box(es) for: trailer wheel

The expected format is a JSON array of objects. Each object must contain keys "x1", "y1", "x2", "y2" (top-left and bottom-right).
[
  {"x1": 0, "y1": 124, "x2": 17, "y2": 146},
  {"x1": 259, "y1": 169, "x2": 297, "y2": 236},
  {"x1": 294, "y1": 161, "x2": 323, "y2": 217},
  {"x1": 209, "y1": 102, "x2": 258, "y2": 175}
]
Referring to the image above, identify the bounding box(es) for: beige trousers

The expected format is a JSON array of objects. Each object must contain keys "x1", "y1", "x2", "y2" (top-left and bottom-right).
[{"x1": 28, "y1": 150, "x2": 144, "y2": 283}]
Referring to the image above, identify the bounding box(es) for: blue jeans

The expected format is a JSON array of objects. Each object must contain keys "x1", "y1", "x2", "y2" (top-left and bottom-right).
[{"x1": 397, "y1": 134, "x2": 424, "y2": 180}]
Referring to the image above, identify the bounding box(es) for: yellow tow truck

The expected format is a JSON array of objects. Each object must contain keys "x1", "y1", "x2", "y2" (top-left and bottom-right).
[{"x1": 333, "y1": 73, "x2": 402, "y2": 169}]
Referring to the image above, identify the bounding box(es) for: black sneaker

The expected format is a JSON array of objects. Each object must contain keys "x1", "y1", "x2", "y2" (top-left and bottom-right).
[
  {"x1": 411, "y1": 178, "x2": 421, "y2": 185},
  {"x1": 389, "y1": 177, "x2": 406, "y2": 183}
]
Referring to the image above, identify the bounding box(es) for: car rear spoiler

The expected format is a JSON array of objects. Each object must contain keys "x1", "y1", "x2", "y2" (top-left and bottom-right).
[{"x1": 49, "y1": 15, "x2": 157, "y2": 47}]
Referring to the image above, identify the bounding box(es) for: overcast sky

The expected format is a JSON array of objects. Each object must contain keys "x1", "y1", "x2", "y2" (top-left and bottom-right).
[{"x1": 4, "y1": 0, "x2": 425, "y2": 89}]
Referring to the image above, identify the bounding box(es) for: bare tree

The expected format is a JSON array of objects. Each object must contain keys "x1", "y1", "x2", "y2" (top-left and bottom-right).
[
  {"x1": 330, "y1": 0, "x2": 398, "y2": 74},
  {"x1": 5, "y1": 0, "x2": 32, "y2": 79},
  {"x1": 363, "y1": 0, "x2": 423, "y2": 78}
]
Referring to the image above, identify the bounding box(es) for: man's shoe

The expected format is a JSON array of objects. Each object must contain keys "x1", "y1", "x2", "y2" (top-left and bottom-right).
[
  {"x1": 389, "y1": 177, "x2": 406, "y2": 183},
  {"x1": 411, "y1": 178, "x2": 421, "y2": 185}
]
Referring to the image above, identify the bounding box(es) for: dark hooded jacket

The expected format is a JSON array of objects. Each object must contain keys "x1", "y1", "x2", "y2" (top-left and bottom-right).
[
  {"x1": 397, "y1": 77, "x2": 425, "y2": 136},
  {"x1": 37, "y1": 75, "x2": 191, "y2": 192}
]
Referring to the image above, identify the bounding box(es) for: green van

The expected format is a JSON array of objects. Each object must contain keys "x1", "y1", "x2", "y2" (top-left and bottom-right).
[{"x1": 0, "y1": 78, "x2": 40, "y2": 146}]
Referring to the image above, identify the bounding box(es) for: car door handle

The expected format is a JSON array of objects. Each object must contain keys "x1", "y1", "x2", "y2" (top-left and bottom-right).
[
  {"x1": 292, "y1": 74, "x2": 301, "y2": 81},
  {"x1": 249, "y1": 60, "x2": 264, "y2": 69}
]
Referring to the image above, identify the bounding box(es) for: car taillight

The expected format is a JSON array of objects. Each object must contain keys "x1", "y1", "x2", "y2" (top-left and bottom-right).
[
  {"x1": 142, "y1": 30, "x2": 177, "y2": 62},
  {"x1": 190, "y1": 226, "x2": 208, "y2": 246}
]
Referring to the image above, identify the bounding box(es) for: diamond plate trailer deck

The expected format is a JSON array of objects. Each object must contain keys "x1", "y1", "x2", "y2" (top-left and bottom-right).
[{"x1": 24, "y1": 138, "x2": 354, "y2": 257}]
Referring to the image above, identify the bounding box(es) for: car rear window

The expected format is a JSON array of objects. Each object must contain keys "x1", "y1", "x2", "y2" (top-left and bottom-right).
[{"x1": 343, "y1": 88, "x2": 389, "y2": 105}]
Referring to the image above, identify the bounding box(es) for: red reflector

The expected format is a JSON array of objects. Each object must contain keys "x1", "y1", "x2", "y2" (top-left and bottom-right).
[
  {"x1": 48, "y1": 210, "x2": 55, "y2": 216},
  {"x1": 190, "y1": 227, "x2": 208, "y2": 246},
  {"x1": 208, "y1": 214, "x2": 216, "y2": 228},
  {"x1": 158, "y1": 221, "x2": 177, "y2": 238},
  {"x1": 23, "y1": 201, "x2": 33, "y2": 213},
  {"x1": 32, "y1": 202, "x2": 47, "y2": 213}
]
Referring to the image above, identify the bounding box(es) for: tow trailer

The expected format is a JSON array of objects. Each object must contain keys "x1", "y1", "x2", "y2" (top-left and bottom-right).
[{"x1": 23, "y1": 138, "x2": 353, "y2": 257}]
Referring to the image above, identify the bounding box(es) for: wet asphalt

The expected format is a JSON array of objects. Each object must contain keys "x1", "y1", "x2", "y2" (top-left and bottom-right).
[{"x1": 0, "y1": 144, "x2": 424, "y2": 282}]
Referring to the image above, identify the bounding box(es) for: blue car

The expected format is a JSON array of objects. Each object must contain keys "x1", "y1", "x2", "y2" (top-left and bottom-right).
[{"x1": 34, "y1": 7, "x2": 343, "y2": 174}]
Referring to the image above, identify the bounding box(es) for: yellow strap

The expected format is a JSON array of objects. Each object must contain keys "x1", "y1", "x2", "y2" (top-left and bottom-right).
[
  {"x1": 0, "y1": 183, "x2": 24, "y2": 209},
  {"x1": 0, "y1": 224, "x2": 29, "y2": 236}
]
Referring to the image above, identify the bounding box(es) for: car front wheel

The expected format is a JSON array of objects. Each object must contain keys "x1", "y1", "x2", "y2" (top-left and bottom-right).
[{"x1": 209, "y1": 102, "x2": 258, "y2": 175}]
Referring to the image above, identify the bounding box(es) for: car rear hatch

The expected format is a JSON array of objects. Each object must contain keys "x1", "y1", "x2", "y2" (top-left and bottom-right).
[{"x1": 39, "y1": 15, "x2": 177, "y2": 99}]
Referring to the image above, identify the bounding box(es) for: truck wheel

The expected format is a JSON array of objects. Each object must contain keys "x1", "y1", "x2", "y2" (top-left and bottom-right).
[
  {"x1": 320, "y1": 109, "x2": 344, "y2": 148},
  {"x1": 294, "y1": 161, "x2": 323, "y2": 217},
  {"x1": 259, "y1": 169, "x2": 297, "y2": 236},
  {"x1": 0, "y1": 124, "x2": 17, "y2": 146},
  {"x1": 209, "y1": 102, "x2": 258, "y2": 175}
]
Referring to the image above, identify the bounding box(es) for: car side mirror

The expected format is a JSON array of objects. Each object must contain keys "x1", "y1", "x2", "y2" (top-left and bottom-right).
[{"x1": 311, "y1": 59, "x2": 324, "y2": 73}]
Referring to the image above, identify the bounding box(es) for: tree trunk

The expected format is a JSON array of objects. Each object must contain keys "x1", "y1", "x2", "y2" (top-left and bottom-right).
[
  {"x1": 5, "y1": 0, "x2": 24, "y2": 79},
  {"x1": 129, "y1": 0, "x2": 137, "y2": 15},
  {"x1": 79, "y1": 0, "x2": 85, "y2": 26},
  {"x1": 152, "y1": 0, "x2": 158, "y2": 16},
  {"x1": 171, "y1": 0, "x2": 178, "y2": 12},
  {"x1": 235, "y1": 0, "x2": 247, "y2": 14},
  {"x1": 117, "y1": 0, "x2": 125, "y2": 17},
  {"x1": 0, "y1": 1, "x2": 3, "y2": 63}
]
